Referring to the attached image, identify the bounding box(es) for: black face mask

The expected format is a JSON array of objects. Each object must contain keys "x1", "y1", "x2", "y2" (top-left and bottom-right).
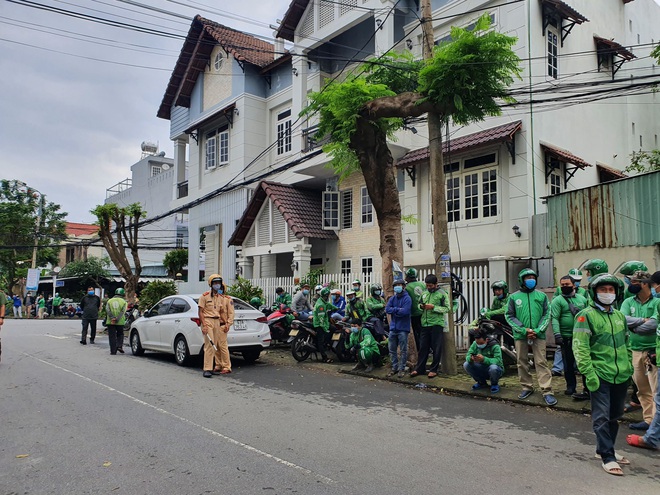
[
  {"x1": 628, "y1": 284, "x2": 642, "y2": 294},
  {"x1": 560, "y1": 286, "x2": 574, "y2": 296}
]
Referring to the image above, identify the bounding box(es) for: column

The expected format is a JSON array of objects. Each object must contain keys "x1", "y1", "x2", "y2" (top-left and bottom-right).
[
  {"x1": 291, "y1": 242, "x2": 312, "y2": 278},
  {"x1": 236, "y1": 251, "x2": 254, "y2": 279},
  {"x1": 174, "y1": 137, "x2": 187, "y2": 199}
]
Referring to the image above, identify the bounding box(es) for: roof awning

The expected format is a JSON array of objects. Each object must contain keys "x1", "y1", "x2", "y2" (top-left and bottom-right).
[
  {"x1": 276, "y1": 0, "x2": 310, "y2": 42},
  {"x1": 541, "y1": 0, "x2": 589, "y2": 46},
  {"x1": 183, "y1": 103, "x2": 235, "y2": 136},
  {"x1": 541, "y1": 143, "x2": 592, "y2": 187},
  {"x1": 594, "y1": 36, "x2": 636, "y2": 79},
  {"x1": 597, "y1": 163, "x2": 627, "y2": 183}
]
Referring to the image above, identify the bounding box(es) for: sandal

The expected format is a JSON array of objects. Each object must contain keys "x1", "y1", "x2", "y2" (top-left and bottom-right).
[
  {"x1": 409, "y1": 371, "x2": 419, "y2": 377},
  {"x1": 601, "y1": 461, "x2": 623, "y2": 476},
  {"x1": 626, "y1": 434, "x2": 655, "y2": 450},
  {"x1": 324, "y1": 358, "x2": 334, "y2": 364},
  {"x1": 220, "y1": 369, "x2": 232, "y2": 374},
  {"x1": 593, "y1": 453, "x2": 631, "y2": 464},
  {"x1": 427, "y1": 372, "x2": 437, "y2": 378}
]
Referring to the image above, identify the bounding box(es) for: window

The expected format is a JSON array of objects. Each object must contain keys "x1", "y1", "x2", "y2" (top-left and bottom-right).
[
  {"x1": 341, "y1": 259, "x2": 352, "y2": 275},
  {"x1": 322, "y1": 191, "x2": 339, "y2": 229},
  {"x1": 482, "y1": 169, "x2": 498, "y2": 218},
  {"x1": 176, "y1": 232, "x2": 185, "y2": 248},
  {"x1": 214, "y1": 52, "x2": 224, "y2": 71},
  {"x1": 549, "y1": 169, "x2": 562, "y2": 195},
  {"x1": 446, "y1": 176, "x2": 460, "y2": 222},
  {"x1": 464, "y1": 173, "x2": 479, "y2": 220},
  {"x1": 151, "y1": 165, "x2": 162, "y2": 177},
  {"x1": 205, "y1": 126, "x2": 229, "y2": 170},
  {"x1": 547, "y1": 27, "x2": 559, "y2": 79},
  {"x1": 341, "y1": 189, "x2": 353, "y2": 229},
  {"x1": 397, "y1": 168, "x2": 405, "y2": 193},
  {"x1": 277, "y1": 109, "x2": 292, "y2": 155},
  {"x1": 360, "y1": 186, "x2": 373, "y2": 225},
  {"x1": 151, "y1": 300, "x2": 172, "y2": 316},
  {"x1": 168, "y1": 298, "x2": 190, "y2": 314},
  {"x1": 361, "y1": 257, "x2": 373, "y2": 274}
]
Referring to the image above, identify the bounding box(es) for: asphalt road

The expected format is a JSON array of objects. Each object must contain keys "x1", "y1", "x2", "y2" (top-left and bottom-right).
[{"x1": 1, "y1": 319, "x2": 658, "y2": 495}]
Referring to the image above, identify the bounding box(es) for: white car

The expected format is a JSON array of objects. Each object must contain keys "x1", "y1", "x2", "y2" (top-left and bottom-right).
[{"x1": 129, "y1": 294, "x2": 271, "y2": 366}]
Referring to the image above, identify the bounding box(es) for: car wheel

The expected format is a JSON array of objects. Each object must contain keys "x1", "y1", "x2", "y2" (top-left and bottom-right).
[
  {"x1": 241, "y1": 349, "x2": 261, "y2": 364},
  {"x1": 130, "y1": 330, "x2": 144, "y2": 356},
  {"x1": 174, "y1": 335, "x2": 190, "y2": 366},
  {"x1": 291, "y1": 334, "x2": 312, "y2": 362}
]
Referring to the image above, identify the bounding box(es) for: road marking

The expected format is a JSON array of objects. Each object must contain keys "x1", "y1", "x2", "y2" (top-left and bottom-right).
[
  {"x1": 25, "y1": 353, "x2": 335, "y2": 485},
  {"x1": 43, "y1": 335, "x2": 68, "y2": 339}
]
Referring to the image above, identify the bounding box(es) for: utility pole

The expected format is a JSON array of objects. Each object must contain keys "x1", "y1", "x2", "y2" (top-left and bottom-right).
[
  {"x1": 421, "y1": 0, "x2": 457, "y2": 374},
  {"x1": 30, "y1": 192, "x2": 44, "y2": 269}
]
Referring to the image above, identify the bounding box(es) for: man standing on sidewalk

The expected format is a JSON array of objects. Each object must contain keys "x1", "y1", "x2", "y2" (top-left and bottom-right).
[
  {"x1": 23, "y1": 292, "x2": 34, "y2": 319},
  {"x1": 386, "y1": 279, "x2": 412, "y2": 378},
  {"x1": 506, "y1": 268, "x2": 557, "y2": 406},
  {"x1": 12, "y1": 294, "x2": 22, "y2": 318},
  {"x1": 573, "y1": 274, "x2": 632, "y2": 476},
  {"x1": 80, "y1": 287, "x2": 101, "y2": 345},
  {"x1": 198, "y1": 274, "x2": 234, "y2": 377},
  {"x1": 105, "y1": 288, "x2": 128, "y2": 355}
]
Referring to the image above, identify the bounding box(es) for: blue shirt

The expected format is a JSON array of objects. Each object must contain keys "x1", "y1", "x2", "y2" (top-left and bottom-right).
[
  {"x1": 385, "y1": 292, "x2": 412, "y2": 333},
  {"x1": 331, "y1": 295, "x2": 346, "y2": 316}
]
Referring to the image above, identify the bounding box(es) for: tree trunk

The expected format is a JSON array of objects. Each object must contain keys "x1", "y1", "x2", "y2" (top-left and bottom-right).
[
  {"x1": 124, "y1": 274, "x2": 140, "y2": 305},
  {"x1": 350, "y1": 115, "x2": 403, "y2": 294}
]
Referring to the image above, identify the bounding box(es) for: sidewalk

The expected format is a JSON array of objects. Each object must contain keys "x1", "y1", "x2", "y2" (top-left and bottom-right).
[{"x1": 260, "y1": 347, "x2": 644, "y2": 422}]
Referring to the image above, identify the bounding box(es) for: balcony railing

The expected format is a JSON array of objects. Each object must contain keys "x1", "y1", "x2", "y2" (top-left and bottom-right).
[
  {"x1": 302, "y1": 125, "x2": 331, "y2": 153},
  {"x1": 177, "y1": 180, "x2": 188, "y2": 199}
]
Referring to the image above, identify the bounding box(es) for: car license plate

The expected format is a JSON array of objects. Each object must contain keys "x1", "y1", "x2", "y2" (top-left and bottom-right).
[
  {"x1": 331, "y1": 332, "x2": 341, "y2": 341},
  {"x1": 234, "y1": 320, "x2": 247, "y2": 330},
  {"x1": 289, "y1": 329, "x2": 299, "y2": 337}
]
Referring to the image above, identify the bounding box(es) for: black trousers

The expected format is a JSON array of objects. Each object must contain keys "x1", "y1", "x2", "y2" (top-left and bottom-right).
[
  {"x1": 81, "y1": 318, "x2": 97, "y2": 342},
  {"x1": 314, "y1": 327, "x2": 328, "y2": 359},
  {"x1": 561, "y1": 337, "x2": 586, "y2": 392},
  {"x1": 415, "y1": 325, "x2": 444, "y2": 374},
  {"x1": 411, "y1": 315, "x2": 423, "y2": 351},
  {"x1": 107, "y1": 325, "x2": 123, "y2": 354}
]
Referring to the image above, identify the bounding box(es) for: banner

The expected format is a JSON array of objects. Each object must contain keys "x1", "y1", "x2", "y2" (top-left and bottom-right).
[{"x1": 26, "y1": 268, "x2": 40, "y2": 292}]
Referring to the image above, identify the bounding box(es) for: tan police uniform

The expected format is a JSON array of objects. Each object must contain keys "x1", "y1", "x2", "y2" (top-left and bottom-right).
[{"x1": 199, "y1": 290, "x2": 235, "y2": 372}]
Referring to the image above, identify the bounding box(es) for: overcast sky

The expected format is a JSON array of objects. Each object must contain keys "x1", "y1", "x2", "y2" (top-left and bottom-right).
[{"x1": 0, "y1": 0, "x2": 290, "y2": 223}]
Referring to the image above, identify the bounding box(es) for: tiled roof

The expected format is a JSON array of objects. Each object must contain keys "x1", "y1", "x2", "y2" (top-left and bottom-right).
[
  {"x1": 541, "y1": 143, "x2": 592, "y2": 169},
  {"x1": 396, "y1": 121, "x2": 522, "y2": 168},
  {"x1": 277, "y1": 0, "x2": 310, "y2": 42},
  {"x1": 593, "y1": 36, "x2": 635, "y2": 61},
  {"x1": 158, "y1": 15, "x2": 275, "y2": 120},
  {"x1": 228, "y1": 181, "x2": 338, "y2": 246},
  {"x1": 597, "y1": 163, "x2": 627, "y2": 182},
  {"x1": 541, "y1": 0, "x2": 589, "y2": 24},
  {"x1": 66, "y1": 222, "x2": 98, "y2": 236}
]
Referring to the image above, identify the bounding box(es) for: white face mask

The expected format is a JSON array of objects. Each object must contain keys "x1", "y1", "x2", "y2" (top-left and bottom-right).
[{"x1": 597, "y1": 293, "x2": 616, "y2": 306}]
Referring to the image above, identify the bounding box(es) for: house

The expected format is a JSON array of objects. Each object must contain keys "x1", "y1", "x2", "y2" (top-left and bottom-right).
[
  {"x1": 157, "y1": 1, "x2": 659, "y2": 295},
  {"x1": 58, "y1": 222, "x2": 105, "y2": 266}
]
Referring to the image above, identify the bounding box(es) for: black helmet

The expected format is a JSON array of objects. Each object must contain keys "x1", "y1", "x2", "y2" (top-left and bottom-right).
[{"x1": 371, "y1": 283, "x2": 383, "y2": 295}]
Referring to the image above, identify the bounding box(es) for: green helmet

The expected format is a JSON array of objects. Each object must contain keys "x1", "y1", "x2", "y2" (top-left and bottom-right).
[
  {"x1": 517, "y1": 268, "x2": 538, "y2": 288},
  {"x1": 352, "y1": 279, "x2": 361, "y2": 286},
  {"x1": 567, "y1": 268, "x2": 583, "y2": 281},
  {"x1": 405, "y1": 268, "x2": 418, "y2": 279},
  {"x1": 618, "y1": 260, "x2": 648, "y2": 276},
  {"x1": 582, "y1": 259, "x2": 608, "y2": 277},
  {"x1": 588, "y1": 273, "x2": 622, "y2": 301},
  {"x1": 115, "y1": 288, "x2": 125, "y2": 296},
  {"x1": 250, "y1": 297, "x2": 261, "y2": 307},
  {"x1": 320, "y1": 287, "x2": 331, "y2": 298},
  {"x1": 490, "y1": 280, "x2": 508, "y2": 295}
]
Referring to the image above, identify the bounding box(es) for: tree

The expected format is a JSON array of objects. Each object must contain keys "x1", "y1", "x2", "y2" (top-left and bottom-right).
[
  {"x1": 91, "y1": 203, "x2": 145, "y2": 303},
  {"x1": 303, "y1": 13, "x2": 520, "y2": 374},
  {"x1": 624, "y1": 149, "x2": 660, "y2": 174},
  {"x1": 0, "y1": 180, "x2": 67, "y2": 290},
  {"x1": 59, "y1": 256, "x2": 111, "y2": 286},
  {"x1": 226, "y1": 276, "x2": 263, "y2": 304},
  {"x1": 163, "y1": 249, "x2": 188, "y2": 278},
  {"x1": 139, "y1": 280, "x2": 176, "y2": 312}
]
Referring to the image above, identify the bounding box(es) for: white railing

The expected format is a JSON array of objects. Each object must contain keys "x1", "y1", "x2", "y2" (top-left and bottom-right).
[{"x1": 247, "y1": 263, "x2": 490, "y2": 350}]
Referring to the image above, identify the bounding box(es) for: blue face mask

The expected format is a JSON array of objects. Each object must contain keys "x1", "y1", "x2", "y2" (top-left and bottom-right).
[
  {"x1": 302, "y1": 289, "x2": 309, "y2": 295},
  {"x1": 651, "y1": 287, "x2": 658, "y2": 298},
  {"x1": 212, "y1": 284, "x2": 222, "y2": 292},
  {"x1": 477, "y1": 343, "x2": 487, "y2": 349},
  {"x1": 624, "y1": 277, "x2": 631, "y2": 285},
  {"x1": 374, "y1": 290, "x2": 382, "y2": 296},
  {"x1": 524, "y1": 279, "x2": 537, "y2": 290},
  {"x1": 393, "y1": 286, "x2": 403, "y2": 294},
  {"x1": 88, "y1": 291, "x2": 95, "y2": 296},
  {"x1": 587, "y1": 276, "x2": 593, "y2": 283},
  {"x1": 351, "y1": 326, "x2": 359, "y2": 333},
  {"x1": 574, "y1": 281, "x2": 580, "y2": 288},
  {"x1": 497, "y1": 294, "x2": 505, "y2": 300}
]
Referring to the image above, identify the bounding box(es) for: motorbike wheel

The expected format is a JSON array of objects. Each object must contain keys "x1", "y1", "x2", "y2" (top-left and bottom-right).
[
  {"x1": 333, "y1": 337, "x2": 353, "y2": 363},
  {"x1": 291, "y1": 334, "x2": 312, "y2": 362}
]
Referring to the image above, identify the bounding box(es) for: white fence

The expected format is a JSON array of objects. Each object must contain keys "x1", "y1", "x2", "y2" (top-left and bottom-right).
[{"x1": 247, "y1": 263, "x2": 490, "y2": 350}]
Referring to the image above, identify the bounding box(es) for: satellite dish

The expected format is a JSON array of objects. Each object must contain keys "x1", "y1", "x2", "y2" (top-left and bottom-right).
[
  {"x1": 161, "y1": 163, "x2": 171, "y2": 170},
  {"x1": 158, "y1": 151, "x2": 166, "y2": 157}
]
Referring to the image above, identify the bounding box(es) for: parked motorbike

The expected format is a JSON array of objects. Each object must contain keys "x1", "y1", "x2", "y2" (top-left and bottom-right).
[
  {"x1": 266, "y1": 305, "x2": 293, "y2": 345},
  {"x1": 123, "y1": 305, "x2": 141, "y2": 331},
  {"x1": 289, "y1": 317, "x2": 353, "y2": 363},
  {"x1": 477, "y1": 313, "x2": 517, "y2": 367}
]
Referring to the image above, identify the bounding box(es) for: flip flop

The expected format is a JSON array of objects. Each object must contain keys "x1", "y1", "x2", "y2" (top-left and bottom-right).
[
  {"x1": 409, "y1": 371, "x2": 419, "y2": 377},
  {"x1": 601, "y1": 461, "x2": 623, "y2": 476},
  {"x1": 594, "y1": 453, "x2": 631, "y2": 465},
  {"x1": 626, "y1": 434, "x2": 655, "y2": 450},
  {"x1": 427, "y1": 372, "x2": 437, "y2": 378},
  {"x1": 220, "y1": 369, "x2": 232, "y2": 374}
]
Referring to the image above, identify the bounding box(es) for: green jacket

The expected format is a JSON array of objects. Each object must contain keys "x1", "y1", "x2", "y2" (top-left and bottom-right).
[
  {"x1": 505, "y1": 289, "x2": 551, "y2": 341},
  {"x1": 620, "y1": 295, "x2": 659, "y2": 352},
  {"x1": 345, "y1": 298, "x2": 368, "y2": 322},
  {"x1": 551, "y1": 293, "x2": 588, "y2": 338},
  {"x1": 365, "y1": 295, "x2": 386, "y2": 319},
  {"x1": 465, "y1": 338, "x2": 504, "y2": 368},
  {"x1": 420, "y1": 288, "x2": 450, "y2": 328},
  {"x1": 105, "y1": 296, "x2": 127, "y2": 326},
  {"x1": 53, "y1": 296, "x2": 62, "y2": 307},
  {"x1": 345, "y1": 327, "x2": 379, "y2": 355},
  {"x1": 573, "y1": 304, "x2": 632, "y2": 388},
  {"x1": 312, "y1": 297, "x2": 336, "y2": 332},
  {"x1": 405, "y1": 281, "x2": 426, "y2": 317},
  {"x1": 483, "y1": 295, "x2": 509, "y2": 319},
  {"x1": 272, "y1": 292, "x2": 292, "y2": 310}
]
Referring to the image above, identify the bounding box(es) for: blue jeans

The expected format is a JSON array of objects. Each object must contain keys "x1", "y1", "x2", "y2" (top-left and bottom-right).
[
  {"x1": 642, "y1": 368, "x2": 660, "y2": 449},
  {"x1": 590, "y1": 379, "x2": 629, "y2": 463},
  {"x1": 463, "y1": 361, "x2": 504, "y2": 386},
  {"x1": 296, "y1": 311, "x2": 311, "y2": 321},
  {"x1": 388, "y1": 331, "x2": 408, "y2": 371},
  {"x1": 552, "y1": 347, "x2": 563, "y2": 373}
]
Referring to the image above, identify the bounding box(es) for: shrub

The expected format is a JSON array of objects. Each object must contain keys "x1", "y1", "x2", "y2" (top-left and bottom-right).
[
  {"x1": 226, "y1": 276, "x2": 263, "y2": 303},
  {"x1": 139, "y1": 280, "x2": 177, "y2": 311}
]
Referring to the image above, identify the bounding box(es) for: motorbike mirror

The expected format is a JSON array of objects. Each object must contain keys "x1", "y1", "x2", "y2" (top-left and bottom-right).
[{"x1": 479, "y1": 307, "x2": 488, "y2": 316}]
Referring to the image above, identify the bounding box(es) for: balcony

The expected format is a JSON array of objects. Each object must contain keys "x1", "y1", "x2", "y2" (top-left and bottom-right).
[
  {"x1": 177, "y1": 180, "x2": 188, "y2": 199},
  {"x1": 302, "y1": 125, "x2": 331, "y2": 153}
]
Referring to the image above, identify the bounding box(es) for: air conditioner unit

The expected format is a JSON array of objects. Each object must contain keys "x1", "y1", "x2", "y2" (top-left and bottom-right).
[{"x1": 325, "y1": 177, "x2": 338, "y2": 192}]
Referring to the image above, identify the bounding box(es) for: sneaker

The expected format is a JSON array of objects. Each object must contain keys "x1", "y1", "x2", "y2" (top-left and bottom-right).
[
  {"x1": 564, "y1": 389, "x2": 576, "y2": 396},
  {"x1": 386, "y1": 369, "x2": 397, "y2": 377},
  {"x1": 629, "y1": 421, "x2": 650, "y2": 431},
  {"x1": 117, "y1": 348, "x2": 125, "y2": 354},
  {"x1": 572, "y1": 391, "x2": 590, "y2": 401},
  {"x1": 80, "y1": 340, "x2": 86, "y2": 345},
  {"x1": 551, "y1": 370, "x2": 563, "y2": 377},
  {"x1": 518, "y1": 389, "x2": 534, "y2": 400},
  {"x1": 471, "y1": 382, "x2": 488, "y2": 390},
  {"x1": 397, "y1": 370, "x2": 405, "y2": 378},
  {"x1": 89, "y1": 340, "x2": 95, "y2": 344},
  {"x1": 364, "y1": 365, "x2": 374, "y2": 373},
  {"x1": 351, "y1": 362, "x2": 366, "y2": 371},
  {"x1": 490, "y1": 385, "x2": 500, "y2": 394},
  {"x1": 544, "y1": 394, "x2": 558, "y2": 407},
  {"x1": 203, "y1": 371, "x2": 212, "y2": 378}
]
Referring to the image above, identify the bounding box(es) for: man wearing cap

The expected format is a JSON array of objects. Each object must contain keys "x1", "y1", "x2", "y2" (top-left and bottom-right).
[
  {"x1": 386, "y1": 279, "x2": 412, "y2": 378},
  {"x1": 292, "y1": 283, "x2": 313, "y2": 320},
  {"x1": 198, "y1": 274, "x2": 234, "y2": 377},
  {"x1": 620, "y1": 271, "x2": 659, "y2": 430}
]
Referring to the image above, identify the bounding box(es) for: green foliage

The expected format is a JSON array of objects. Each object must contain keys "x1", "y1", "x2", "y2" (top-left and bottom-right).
[
  {"x1": 418, "y1": 14, "x2": 521, "y2": 125},
  {"x1": 139, "y1": 280, "x2": 177, "y2": 311},
  {"x1": 163, "y1": 249, "x2": 188, "y2": 277},
  {"x1": 652, "y1": 43, "x2": 659, "y2": 64},
  {"x1": 401, "y1": 214, "x2": 419, "y2": 225},
  {"x1": 624, "y1": 149, "x2": 660, "y2": 174},
  {"x1": 59, "y1": 256, "x2": 110, "y2": 284},
  {"x1": 0, "y1": 180, "x2": 67, "y2": 289},
  {"x1": 226, "y1": 276, "x2": 263, "y2": 303},
  {"x1": 298, "y1": 268, "x2": 326, "y2": 289},
  {"x1": 362, "y1": 52, "x2": 423, "y2": 94}
]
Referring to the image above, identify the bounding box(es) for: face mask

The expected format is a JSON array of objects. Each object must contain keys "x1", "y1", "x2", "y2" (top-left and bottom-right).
[
  {"x1": 428, "y1": 287, "x2": 437, "y2": 293},
  {"x1": 393, "y1": 286, "x2": 403, "y2": 294},
  {"x1": 88, "y1": 291, "x2": 95, "y2": 296},
  {"x1": 212, "y1": 284, "x2": 222, "y2": 291},
  {"x1": 352, "y1": 286, "x2": 360, "y2": 291},
  {"x1": 331, "y1": 295, "x2": 337, "y2": 301},
  {"x1": 624, "y1": 277, "x2": 631, "y2": 286},
  {"x1": 574, "y1": 281, "x2": 580, "y2": 288},
  {"x1": 374, "y1": 290, "x2": 382, "y2": 296},
  {"x1": 628, "y1": 284, "x2": 642, "y2": 295},
  {"x1": 652, "y1": 287, "x2": 658, "y2": 298},
  {"x1": 477, "y1": 343, "x2": 487, "y2": 349},
  {"x1": 596, "y1": 293, "x2": 616, "y2": 306},
  {"x1": 302, "y1": 289, "x2": 309, "y2": 295},
  {"x1": 524, "y1": 279, "x2": 537, "y2": 290},
  {"x1": 351, "y1": 326, "x2": 359, "y2": 334},
  {"x1": 348, "y1": 297, "x2": 355, "y2": 303},
  {"x1": 497, "y1": 294, "x2": 505, "y2": 299},
  {"x1": 587, "y1": 276, "x2": 593, "y2": 283},
  {"x1": 560, "y1": 286, "x2": 574, "y2": 296}
]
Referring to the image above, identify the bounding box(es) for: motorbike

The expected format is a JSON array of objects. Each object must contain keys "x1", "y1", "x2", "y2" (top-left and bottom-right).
[
  {"x1": 123, "y1": 305, "x2": 141, "y2": 331},
  {"x1": 289, "y1": 316, "x2": 353, "y2": 363},
  {"x1": 477, "y1": 313, "x2": 517, "y2": 367},
  {"x1": 266, "y1": 305, "x2": 293, "y2": 345}
]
